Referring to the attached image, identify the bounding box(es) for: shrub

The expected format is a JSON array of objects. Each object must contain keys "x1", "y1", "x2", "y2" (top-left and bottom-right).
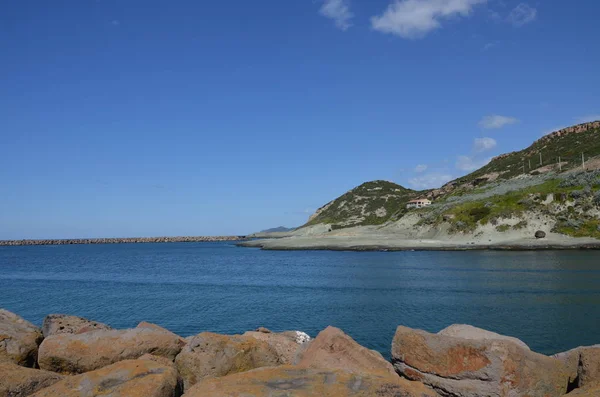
[
  {"x1": 469, "y1": 207, "x2": 491, "y2": 222},
  {"x1": 570, "y1": 190, "x2": 585, "y2": 199},
  {"x1": 594, "y1": 191, "x2": 600, "y2": 206},
  {"x1": 513, "y1": 220, "x2": 528, "y2": 230},
  {"x1": 496, "y1": 225, "x2": 510, "y2": 232}
]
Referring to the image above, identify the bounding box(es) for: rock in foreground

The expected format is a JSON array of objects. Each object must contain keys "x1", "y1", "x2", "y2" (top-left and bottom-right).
[
  {"x1": 175, "y1": 332, "x2": 280, "y2": 390},
  {"x1": 0, "y1": 309, "x2": 43, "y2": 367},
  {"x1": 0, "y1": 362, "x2": 64, "y2": 397},
  {"x1": 183, "y1": 365, "x2": 439, "y2": 397},
  {"x1": 392, "y1": 325, "x2": 570, "y2": 397},
  {"x1": 297, "y1": 326, "x2": 396, "y2": 377},
  {"x1": 38, "y1": 327, "x2": 184, "y2": 374},
  {"x1": 30, "y1": 359, "x2": 180, "y2": 397},
  {"x1": 243, "y1": 329, "x2": 310, "y2": 365},
  {"x1": 41, "y1": 314, "x2": 112, "y2": 337},
  {"x1": 553, "y1": 345, "x2": 600, "y2": 389},
  {"x1": 437, "y1": 324, "x2": 530, "y2": 350}
]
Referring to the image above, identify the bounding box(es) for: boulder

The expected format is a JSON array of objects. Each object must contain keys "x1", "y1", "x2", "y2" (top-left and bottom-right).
[
  {"x1": 297, "y1": 326, "x2": 396, "y2": 377},
  {"x1": 392, "y1": 325, "x2": 571, "y2": 397},
  {"x1": 29, "y1": 359, "x2": 180, "y2": 397},
  {"x1": 553, "y1": 345, "x2": 600, "y2": 389},
  {"x1": 175, "y1": 332, "x2": 280, "y2": 390},
  {"x1": 182, "y1": 366, "x2": 439, "y2": 397},
  {"x1": 0, "y1": 309, "x2": 43, "y2": 367},
  {"x1": 0, "y1": 362, "x2": 64, "y2": 397},
  {"x1": 41, "y1": 314, "x2": 111, "y2": 337},
  {"x1": 38, "y1": 327, "x2": 184, "y2": 374},
  {"x1": 243, "y1": 329, "x2": 310, "y2": 365},
  {"x1": 535, "y1": 230, "x2": 547, "y2": 239},
  {"x1": 438, "y1": 324, "x2": 530, "y2": 350},
  {"x1": 137, "y1": 322, "x2": 186, "y2": 343}
]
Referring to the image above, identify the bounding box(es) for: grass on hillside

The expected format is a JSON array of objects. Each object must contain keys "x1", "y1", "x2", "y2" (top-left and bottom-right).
[
  {"x1": 453, "y1": 126, "x2": 600, "y2": 186},
  {"x1": 304, "y1": 180, "x2": 415, "y2": 228}
]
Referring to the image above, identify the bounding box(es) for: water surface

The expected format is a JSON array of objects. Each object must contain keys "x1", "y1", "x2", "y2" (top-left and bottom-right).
[{"x1": 1, "y1": 242, "x2": 599, "y2": 356}]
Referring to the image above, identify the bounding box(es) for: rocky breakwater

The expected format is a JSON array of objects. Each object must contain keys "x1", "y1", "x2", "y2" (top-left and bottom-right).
[
  {"x1": 1, "y1": 309, "x2": 599, "y2": 397},
  {"x1": 0, "y1": 236, "x2": 247, "y2": 246}
]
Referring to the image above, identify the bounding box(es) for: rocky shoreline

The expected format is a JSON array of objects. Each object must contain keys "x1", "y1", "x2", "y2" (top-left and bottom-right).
[
  {"x1": 1, "y1": 308, "x2": 598, "y2": 396},
  {"x1": 0, "y1": 236, "x2": 247, "y2": 247},
  {"x1": 238, "y1": 235, "x2": 600, "y2": 251}
]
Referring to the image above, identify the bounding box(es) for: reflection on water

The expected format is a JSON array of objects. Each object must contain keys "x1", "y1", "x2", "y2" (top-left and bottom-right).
[{"x1": 1, "y1": 243, "x2": 599, "y2": 356}]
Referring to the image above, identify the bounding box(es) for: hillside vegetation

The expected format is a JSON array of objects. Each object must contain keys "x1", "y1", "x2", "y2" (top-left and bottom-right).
[
  {"x1": 301, "y1": 121, "x2": 600, "y2": 239},
  {"x1": 452, "y1": 121, "x2": 600, "y2": 186},
  {"x1": 305, "y1": 180, "x2": 415, "y2": 228}
]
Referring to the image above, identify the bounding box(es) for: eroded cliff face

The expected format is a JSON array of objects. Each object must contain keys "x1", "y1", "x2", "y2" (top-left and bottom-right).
[{"x1": 2, "y1": 308, "x2": 600, "y2": 397}]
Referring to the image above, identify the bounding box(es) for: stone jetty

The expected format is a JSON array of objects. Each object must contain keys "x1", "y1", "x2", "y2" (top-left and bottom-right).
[
  {"x1": 1, "y1": 308, "x2": 598, "y2": 396},
  {"x1": 0, "y1": 236, "x2": 247, "y2": 246}
]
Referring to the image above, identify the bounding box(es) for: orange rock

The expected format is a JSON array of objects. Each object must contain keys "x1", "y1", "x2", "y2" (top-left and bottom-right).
[
  {"x1": 0, "y1": 362, "x2": 63, "y2": 397},
  {"x1": 182, "y1": 365, "x2": 439, "y2": 397},
  {"x1": 554, "y1": 345, "x2": 600, "y2": 389},
  {"x1": 0, "y1": 309, "x2": 43, "y2": 367},
  {"x1": 29, "y1": 359, "x2": 180, "y2": 397},
  {"x1": 392, "y1": 325, "x2": 571, "y2": 397},
  {"x1": 42, "y1": 314, "x2": 112, "y2": 337},
  {"x1": 566, "y1": 383, "x2": 600, "y2": 396},
  {"x1": 297, "y1": 326, "x2": 396, "y2": 377},
  {"x1": 175, "y1": 332, "x2": 280, "y2": 390},
  {"x1": 243, "y1": 329, "x2": 309, "y2": 365},
  {"x1": 38, "y1": 327, "x2": 184, "y2": 374}
]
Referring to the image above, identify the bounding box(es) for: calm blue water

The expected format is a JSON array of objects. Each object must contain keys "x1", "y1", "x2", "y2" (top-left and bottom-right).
[{"x1": 1, "y1": 242, "x2": 599, "y2": 357}]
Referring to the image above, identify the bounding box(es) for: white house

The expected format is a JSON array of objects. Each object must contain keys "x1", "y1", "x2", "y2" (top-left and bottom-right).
[{"x1": 406, "y1": 199, "x2": 432, "y2": 209}]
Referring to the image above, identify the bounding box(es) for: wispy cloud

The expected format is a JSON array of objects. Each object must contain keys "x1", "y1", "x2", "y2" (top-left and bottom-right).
[
  {"x1": 456, "y1": 155, "x2": 491, "y2": 171},
  {"x1": 482, "y1": 41, "x2": 499, "y2": 51},
  {"x1": 320, "y1": 0, "x2": 354, "y2": 31},
  {"x1": 414, "y1": 164, "x2": 428, "y2": 173},
  {"x1": 575, "y1": 115, "x2": 600, "y2": 124},
  {"x1": 478, "y1": 115, "x2": 519, "y2": 129},
  {"x1": 507, "y1": 3, "x2": 537, "y2": 27},
  {"x1": 408, "y1": 173, "x2": 454, "y2": 189},
  {"x1": 474, "y1": 137, "x2": 497, "y2": 152},
  {"x1": 371, "y1": 0, "x2": 486, "y2": 39}
]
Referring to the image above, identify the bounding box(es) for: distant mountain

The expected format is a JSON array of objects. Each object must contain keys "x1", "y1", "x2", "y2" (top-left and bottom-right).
[{"x1": 259, "y1": 226, "x2": 296, "y2": 233}]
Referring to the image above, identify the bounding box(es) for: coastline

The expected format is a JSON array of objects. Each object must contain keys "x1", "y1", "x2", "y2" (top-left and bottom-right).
[
  {"x1": 0, "y1": 236, "x2": 247, "y2": 247},
  {"x1": 238, "y1": 235, "x2": 600, "y2": 251}
]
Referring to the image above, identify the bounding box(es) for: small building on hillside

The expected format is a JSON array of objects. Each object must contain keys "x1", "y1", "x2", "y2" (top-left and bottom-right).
[{"x1": 406, "y1": 199, "x2": 432, "y2": 209}]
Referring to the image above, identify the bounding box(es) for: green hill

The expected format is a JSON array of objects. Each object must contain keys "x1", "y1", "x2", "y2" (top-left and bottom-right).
[
  {"x1": 452, "y1": 121, "x2": 600, "y2": 186},
  {"x1": 302, "y1": 121, "x2": 600, "y2": 231},
  {"x1": 305, "y1": 180, "x2": 415, "y2": 228}
]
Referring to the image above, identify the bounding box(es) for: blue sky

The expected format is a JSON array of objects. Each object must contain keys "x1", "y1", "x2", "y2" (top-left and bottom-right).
[{"x1": 1, "y1": 0, "x2": 599, "y2": 238}]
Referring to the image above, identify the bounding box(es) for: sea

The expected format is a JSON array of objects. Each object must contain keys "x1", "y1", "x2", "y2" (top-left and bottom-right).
[{"x1": 1, "y1": 242, "x2": 599, "y2": 357}]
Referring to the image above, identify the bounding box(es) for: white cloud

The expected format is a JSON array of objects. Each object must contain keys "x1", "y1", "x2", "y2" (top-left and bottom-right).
[
  {"x1": 456, "y1": 155, "x2": 491, "y2": 171},
  {"x1": 408, "y1": 173, "x2": 454, "y2": 189},
  {"x1": 414, "y1": 164, "x2": 428, "y2": 173},
  {"x1": 507, "y1": 3, "x2": 537, "y2": 27},
  {"x1": 575, "y1": 115, "x2": 600, "y2": 124},
  {"x1": 320, "y1": 0, "x2": 354, "y2": 31},
  {"x1": 482, "y1": 41, "x2": 499, "y2": 51},
  {"x1": 371, "y1": 0, "x2": 486, "y2": 39},
  {"x1": 473, "y1": 137, "x2": 497, "y2": 152},
  {"x1": 478, "y1": 115, "x2": 519, "y2": 129}
]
